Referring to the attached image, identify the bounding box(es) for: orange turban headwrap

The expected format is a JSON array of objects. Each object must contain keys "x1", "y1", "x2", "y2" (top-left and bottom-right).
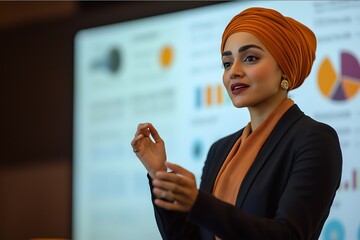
[{"x1": 221, "y1": 7, "x2": 317, "y2": 91}]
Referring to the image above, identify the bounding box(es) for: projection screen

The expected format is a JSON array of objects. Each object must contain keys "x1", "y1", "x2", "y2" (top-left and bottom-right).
[{"x1": 74, "y1": 1, "x2": 360, "y2": 239}]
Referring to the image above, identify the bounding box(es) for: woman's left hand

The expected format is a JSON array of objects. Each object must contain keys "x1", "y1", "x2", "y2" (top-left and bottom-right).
[{"x1": 152, "y1": 162, "x2": 199, "y2": 212}]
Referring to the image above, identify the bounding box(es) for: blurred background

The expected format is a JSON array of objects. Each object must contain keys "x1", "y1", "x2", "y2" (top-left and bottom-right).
[{"x1": 0, "y1": 2, "x2": 220, "y2": 240}]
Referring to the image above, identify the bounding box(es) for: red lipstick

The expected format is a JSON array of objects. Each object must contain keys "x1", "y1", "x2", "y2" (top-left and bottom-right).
[{"x1": 231, "y1": 82, "x2": 249, "y2": 94}]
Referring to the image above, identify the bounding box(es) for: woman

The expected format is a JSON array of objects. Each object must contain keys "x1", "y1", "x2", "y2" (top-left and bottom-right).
[{"x1": 131, "y1": 7, "x2": 342, "y2": 240}]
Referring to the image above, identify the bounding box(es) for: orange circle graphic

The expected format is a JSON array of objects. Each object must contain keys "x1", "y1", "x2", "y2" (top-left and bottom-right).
[{"x1": 160, "y1": 46, "x2": 173, "y2": 68}]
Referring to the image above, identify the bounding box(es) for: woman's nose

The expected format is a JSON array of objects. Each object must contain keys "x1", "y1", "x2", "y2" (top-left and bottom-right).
[{"x1": 229, "y1": 62, "x2": 244, "y2": 80}]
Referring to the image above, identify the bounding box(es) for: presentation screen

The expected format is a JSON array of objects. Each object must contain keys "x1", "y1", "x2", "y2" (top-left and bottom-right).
[{"x1": 74, "y1": 1, "x2": 360, "y2": 239}]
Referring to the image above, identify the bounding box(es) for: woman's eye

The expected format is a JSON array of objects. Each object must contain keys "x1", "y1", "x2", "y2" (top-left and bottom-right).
[
  {"x1": 223, "y1": 62, "x2": 231, "y2": 69},
  {"x1": 244, "y1": 55, "x2": 258, "y2": 62}
]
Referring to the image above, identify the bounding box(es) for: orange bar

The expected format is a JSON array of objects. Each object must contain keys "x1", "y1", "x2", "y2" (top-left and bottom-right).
[
  {"x1": 217, "y1": 84, "x2": 223, "y2": 105},
  {"x1": 206, "y1": 85, "x2": 212, "y2": 106}
]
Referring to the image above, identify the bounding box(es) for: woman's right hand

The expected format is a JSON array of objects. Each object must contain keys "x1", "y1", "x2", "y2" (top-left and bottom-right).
[{"x1": 131, "y1": 123, "x2": 167, "y2": 179}]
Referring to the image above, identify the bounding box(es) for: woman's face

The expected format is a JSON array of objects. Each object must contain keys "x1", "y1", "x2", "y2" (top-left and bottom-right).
[{"x1": 222, "y1": 32, "x2": 284, "y2": 109}]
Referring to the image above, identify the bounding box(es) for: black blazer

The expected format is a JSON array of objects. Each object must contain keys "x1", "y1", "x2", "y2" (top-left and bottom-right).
[{"x1": 150, "y1": 105, "x2": 342, "y2": 240}]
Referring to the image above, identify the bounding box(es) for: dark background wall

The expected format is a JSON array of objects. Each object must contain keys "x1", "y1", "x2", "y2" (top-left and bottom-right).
[{"x1": 0, "y1": 2, "x2": 220, "y2": 239}]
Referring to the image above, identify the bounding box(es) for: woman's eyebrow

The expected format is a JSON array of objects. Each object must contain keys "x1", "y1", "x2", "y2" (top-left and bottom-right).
[
  {"x1": 238, "y1": 44, "x2": 264, "y2": 53},
  {"x1": 222, "y1": 51, "x2": 232, "y2": 57},
  {"x1": 222, "y1": 44, "x2": 264, "y2": 57}
]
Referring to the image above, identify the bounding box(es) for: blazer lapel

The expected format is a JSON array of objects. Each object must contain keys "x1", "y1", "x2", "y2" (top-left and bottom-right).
[
  {"x1": 202, "y1": 128, "x2": 244, "y2": 193},
  {"x1": 235, "y1": 105, "x2": 305, "y2": 206}
]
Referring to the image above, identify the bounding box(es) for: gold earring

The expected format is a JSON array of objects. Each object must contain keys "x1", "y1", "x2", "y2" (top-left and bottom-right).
[{"x1": 281, "y1": 79, "x2": 289, "y2": 90}]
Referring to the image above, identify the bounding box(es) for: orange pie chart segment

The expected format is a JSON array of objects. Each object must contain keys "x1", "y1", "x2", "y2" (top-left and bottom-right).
[
  {"x1": 318, "y1": 57, "x2": 337, "y2": 97},
  {"x1": 342, "y1": 78, "x2": 360, "y2": 99}
]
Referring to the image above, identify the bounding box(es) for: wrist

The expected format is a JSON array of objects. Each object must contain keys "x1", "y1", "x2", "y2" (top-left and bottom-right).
[{"x1": 148, "y1": 165, "x2": 167, "y2": 179}]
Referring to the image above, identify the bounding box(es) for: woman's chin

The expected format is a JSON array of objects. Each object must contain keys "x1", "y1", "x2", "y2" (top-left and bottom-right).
[{"x1": 231, "y1": 101, "x2": 248, "y2": 108}]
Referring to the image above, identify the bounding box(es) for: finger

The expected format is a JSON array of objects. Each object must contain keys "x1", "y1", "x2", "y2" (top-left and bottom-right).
[
  {"x1": 152, "y1": 187, "x2": 175, "y2": 201},
  {"x1": 152, "y1": 178, "x2": 185, "y2": 194},
  {"x1": 154, "y1": 198, "x2": 187, "y2": 212},
  {"x1": 148, "y1": 124, "x2": 163, "y2": 143},
  {"x1": 165, "y1": 162, "x2": 195, "y2": 179},
  {"x1": 154, "y1": 170, "x2": 193, "y2": 187},
  {"x1": 154, "y1": 171, "x2": 183, "y2": 185},
  {"x1": 153, "y1": 172, "x2": 195, "y2": 200},
  {"x1": 130, "y1": 133, "x2": 144, "y2": 147},
  {"x1": 153, "y1": 187, "x2": 188, "y2": 204},
  {"x1": 135, "y1": 123, "x2": 151, "y2": 137},
  {"x1": 152, "y1": 189, "x2": 188, "y2": 210},
  {"x1": 153, "y1": 180, "x2": 195, "y2": 205},
  {"x1": 131, "y1": 135, "x2": 145, "y2": 154}
]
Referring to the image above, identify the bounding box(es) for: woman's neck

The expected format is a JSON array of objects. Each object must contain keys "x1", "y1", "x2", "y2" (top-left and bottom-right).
[{"x1": 248, "y1": 94, "x2": 288, "y2": 131}]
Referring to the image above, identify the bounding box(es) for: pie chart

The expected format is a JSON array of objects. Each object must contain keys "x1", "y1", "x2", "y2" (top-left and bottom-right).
[{"x1": 318, "y1": 52, "x2": 360, "y2": 101}]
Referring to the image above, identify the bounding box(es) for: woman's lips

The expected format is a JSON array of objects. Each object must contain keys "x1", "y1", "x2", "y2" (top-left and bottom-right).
[{"x1": 231, "y1": 83, "x2": 249, "y2": 94}]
